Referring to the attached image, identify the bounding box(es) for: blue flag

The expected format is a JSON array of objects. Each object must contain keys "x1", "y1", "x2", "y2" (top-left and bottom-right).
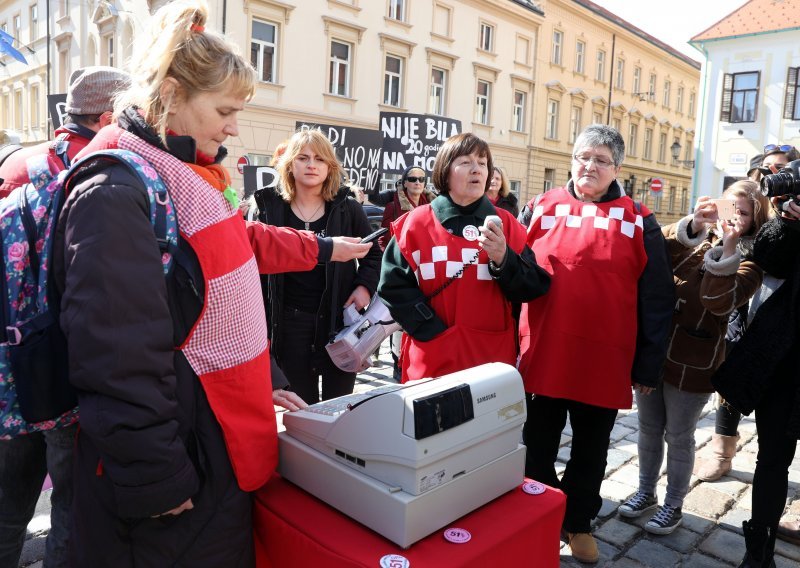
[{"x1": 0, "y1": 31, "x2": 27, "y2": 64}]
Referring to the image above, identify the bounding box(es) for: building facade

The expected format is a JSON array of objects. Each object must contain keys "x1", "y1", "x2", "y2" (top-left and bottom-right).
[
  {"x1": 0, "y1": 0, "x2": 700, "y2": 222},
  {"x1": 690, "y1": 0, "x2": 800, "y2": 200}
]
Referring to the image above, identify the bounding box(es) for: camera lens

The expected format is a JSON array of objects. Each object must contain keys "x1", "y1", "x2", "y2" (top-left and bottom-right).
[{"x1": 760, "y1": 171, "x2": 797, "y2": 197}]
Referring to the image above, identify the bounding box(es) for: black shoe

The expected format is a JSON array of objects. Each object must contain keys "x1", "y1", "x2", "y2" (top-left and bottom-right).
[{"x1": 738, "y1": 520, "x2": 777, "y2": 568}]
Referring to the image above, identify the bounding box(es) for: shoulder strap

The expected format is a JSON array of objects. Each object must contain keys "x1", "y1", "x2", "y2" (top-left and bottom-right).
[
  {"x1": 51, "y1": 133, "x2": 71, "y2": 169},
  {"x1": 0, "y1": 144, "x2": 23, "y2": 170}
]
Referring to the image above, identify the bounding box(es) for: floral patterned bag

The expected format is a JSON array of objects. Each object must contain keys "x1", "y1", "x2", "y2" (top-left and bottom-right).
[{"x1": 0, "y1": 149, "x2": 177, "y2": 436}]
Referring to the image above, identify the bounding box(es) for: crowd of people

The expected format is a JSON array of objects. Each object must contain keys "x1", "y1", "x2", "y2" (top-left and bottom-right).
[{"x1": 0, "y1": 1, "x2": 798, "y2": 567}]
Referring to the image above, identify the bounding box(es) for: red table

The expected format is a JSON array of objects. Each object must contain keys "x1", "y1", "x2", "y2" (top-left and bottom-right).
[{"x1": 253, "y1": 474, "x2": 565, "y2": 568}]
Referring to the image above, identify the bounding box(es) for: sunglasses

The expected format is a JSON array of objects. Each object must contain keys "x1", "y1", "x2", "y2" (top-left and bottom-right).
[
  {"x1": 764, "y1": 144, "x2": 793, "y2": 153},
  {"x1": 405, "y1": 176, "x2": 426, "y2": 183}
]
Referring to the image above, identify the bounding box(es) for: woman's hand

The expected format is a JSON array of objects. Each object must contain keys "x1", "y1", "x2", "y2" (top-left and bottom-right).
[
  {"x1": 344, "y1": 285, "x2": 371, "y2": 311},
  {"x1": 719, "y1": 215, "x2": 746, "y2": 259},
  {"x1": 478, "y1": 220, "x2": 507, "y2": 265},
  {"x1": 273, "y1": 389, "x2": 308, "y2": 412},
  {"x1": 153, "y1": 499, "x2": 194, "y2": 518},
  {"x1": 633, "y1": 383, "x2": 654, "y2": 395},
  {"x1": 772, "y1": 196, "x2": 800, "y2": 221},
  {"x1": 331, "y1": 236, "x2": 371, "y2": 262},
  {"x1": 691, "y1": 196, "x2": 717, "y2": 234}
]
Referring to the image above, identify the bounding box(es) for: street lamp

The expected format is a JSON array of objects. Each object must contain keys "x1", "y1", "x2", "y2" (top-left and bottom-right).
[{"x1": 670, "y1": 141, "x2": 695, "y2": 168}]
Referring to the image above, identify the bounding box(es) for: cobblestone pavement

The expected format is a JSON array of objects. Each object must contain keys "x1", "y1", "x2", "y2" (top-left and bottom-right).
[{"x1": 19, "y1": 340, "x2": 800, "y2": 567}]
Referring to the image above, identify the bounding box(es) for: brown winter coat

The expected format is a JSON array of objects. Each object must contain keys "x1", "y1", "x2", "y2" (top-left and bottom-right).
[{"x1": 661, "y1": 216, "x2": 763, "y2": 393}]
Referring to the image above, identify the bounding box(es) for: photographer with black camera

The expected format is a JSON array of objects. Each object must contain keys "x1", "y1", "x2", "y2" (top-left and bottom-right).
[{"x1": 712, "y1": 158, "x2": 800, "y2": 567}]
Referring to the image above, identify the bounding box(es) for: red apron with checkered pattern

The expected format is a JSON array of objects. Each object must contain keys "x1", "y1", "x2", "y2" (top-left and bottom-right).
[
  {"x1": 100, "y1": 126, "x2": 278, "y2": 491},
  {"x1": 519, "y1": 187, "x2": 648, "y2": 409},
  {"x1": 393, "y1": 204, "x2": 525, "y2": 382}
]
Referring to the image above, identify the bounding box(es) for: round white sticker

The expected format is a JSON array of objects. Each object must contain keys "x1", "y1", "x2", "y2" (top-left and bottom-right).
[
  {"x1": 522, "y1": 481, "x2": 546, "y2": 495},
  {"x1": 443, "y1": 527, "x2": 472, "y2": 543},
  {"x1": 379, "y1": 554, "x2": 410, "y2": 568},
  {"x1": 462, "y1": 225, "x2": 479, "y2": 241}
]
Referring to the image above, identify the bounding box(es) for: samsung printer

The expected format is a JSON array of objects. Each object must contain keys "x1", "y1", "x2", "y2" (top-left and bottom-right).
[{"x1": 278, "y1": 362, "x2": 527, "y2": 547}]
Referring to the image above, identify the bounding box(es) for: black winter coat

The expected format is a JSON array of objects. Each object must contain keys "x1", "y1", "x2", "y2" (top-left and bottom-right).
[{"x1": 254, "y1": 186, "x2": 382, "y2": 360}]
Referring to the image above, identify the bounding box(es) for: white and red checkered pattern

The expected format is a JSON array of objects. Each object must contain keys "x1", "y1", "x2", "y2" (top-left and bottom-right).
[
  {"x1": 410, "y1": 246, "x2": 491, "y2": 282},
  {"x1": 532, "y1": 203, "x2": 644, "y2": 238},
  {"x1": 119, "y1": 132, "x2": 236, "y2": 236}
]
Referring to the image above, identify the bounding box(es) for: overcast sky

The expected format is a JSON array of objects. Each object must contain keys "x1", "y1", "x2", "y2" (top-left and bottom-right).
[{"x1": 590, "y1": 0, "x2": 751, "y2": 61}]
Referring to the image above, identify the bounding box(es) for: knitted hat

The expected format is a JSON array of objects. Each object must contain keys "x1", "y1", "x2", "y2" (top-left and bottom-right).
[{"x1": 65, "y1": 66, "x2": 132, "y2": 115}]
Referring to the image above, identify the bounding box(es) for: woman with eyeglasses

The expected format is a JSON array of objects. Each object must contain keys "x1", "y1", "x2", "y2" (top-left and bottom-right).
[
  {"x1": 379, "y1": 166, "x2": 433, "y2": 250},
  {"x1": 486, "y1": 167, "x2": 519, "y2": 217},
  {"x1": 518, "y1": 124, "x2": 674, "y2": 564},
  {"x1": 378, "y1": 132, "x2": 550, "y2": 383}
]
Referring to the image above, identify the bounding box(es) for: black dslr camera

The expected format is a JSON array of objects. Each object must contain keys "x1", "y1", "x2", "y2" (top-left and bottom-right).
[{"x1": 760, "y1": 158, "x2": 800, "y2": 201}]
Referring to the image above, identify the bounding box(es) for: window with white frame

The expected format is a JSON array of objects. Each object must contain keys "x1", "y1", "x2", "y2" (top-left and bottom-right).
[
  {"x1": 14, "y1": 89, "x2": 22, "y2": 130},
  {"x1": 105, "y1": 35, "x2": 114, "y2": 67},
  {"x1": 615, "y1": 59, "x2": 624, "y2": 89},
  {"x1": 383, "y1": 55, "x2": 403, "y2": 107},
  {"x1": 251, "y1": 20, "x2": 278, "y2": 84},
  {"x1": 668, "y1": 186, "x2": 676, "y2": 212},
  {"x1": 688, "y1": 91, "x2": 696, "y2": 117},
  {"x1": 388, "y1": 0, "x2": 406, "y2": 22},
  {"x1": 596, "y1": 50, "x2": 606, "y2": 82},
  {"x1": 329, "y1": 40, "x2": 352, "y2": 97},
  {"x1": 653, "y1": 188, "x2": 662, "y2": 211},
  {"x1": 633, "y1": 66, "x2": 641, "y2": 94},
  {"x1": 30, "y1": 84, "x2": 40, "y2": 128},
  {"x1": 628, "y1": 123, "x2": 638, "y2": 156},
  {"x1": 13, "y1": 14, "x2": 20, "y2": 40},
  {"x1": 643, "y1": 127, "x2": 653, "y2": 159},
  {"x1": 546, "y1": 99, "x2": 559, "y2": 139},
  {"x1": 543, "y1": 168, "x2": 555, "y2": 191},
  {"x1": 480, "y1": 22, "x2": 494, "y2": 52},
  {"x1": 551, "y1": 30, "x2": 562, "y2": 65},
  {"x1": 612, "y1": 117, "x2": 621, "y2": 132},
  {"x1": 658, "y1": 131, "x2": 667, "y2": 162},
  {"x1": 1, "y1": 93, "x2": 8, "y2": 128},
  {"x1": 569, "y1": 106, "x2": 582, "y2": 143},
  {"x1": 684, "y1": 140, "x2": 693, "y2": 163},
  {"x1": 430, "y1": 67, "x2": 446, "y2": 116},
  {"x1": 575, "y1": 40, "x2": 585, "y2": 74},
  {"x1": 29, "y1": 4, "x2": 38, "y2": 42},
  {"x1": 512, "y1": 90, "x2": 526, "y2": 131},
  {"x1": 676, "y1": 86, "x2": 684, "y2": 113},
  {"x1": 593, "y1": 111, "x2": 602, "y2": 124},
  {"x1": 663, "y1": 80, "x2": 671, "y2": 107},
  {"x1": 509, "y1": 180, "x2": 520, "y2": 198},
  {"x1": 648, "y1": 73, "x2": 656, "y2": 101},
  {"x1": 720, "y1": 71, "x2": 759, "y2": 123},
  {"x1": 475, "y1": 80, "x2": 491, "y2": 124}
]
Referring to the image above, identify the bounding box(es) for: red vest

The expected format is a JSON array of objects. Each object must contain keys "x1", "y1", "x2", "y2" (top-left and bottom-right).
[
  {"x1": 519, "y1": 187, "x2": 648, "y2": 409},
  {"x1": 394, "y1": 205, "x2": 525, "y2": 382},
  {"x1": 92, "y1": 125, "x2": 278, "y2": 491}
]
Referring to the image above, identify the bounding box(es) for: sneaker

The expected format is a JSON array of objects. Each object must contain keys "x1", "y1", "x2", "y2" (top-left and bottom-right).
[
  {"x1": 645, "y1": 504, "x2": 683, "y2": 535},
  {"x1": 618, "y1": 491, "x2": 658, "y2": 518}
]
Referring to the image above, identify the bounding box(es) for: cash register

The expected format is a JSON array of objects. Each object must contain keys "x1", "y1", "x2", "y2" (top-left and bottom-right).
[{"x1": 278, "y1": 362, "x2": 527, "y2": 547}]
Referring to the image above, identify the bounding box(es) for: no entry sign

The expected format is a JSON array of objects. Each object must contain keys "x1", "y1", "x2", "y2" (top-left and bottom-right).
[{"x1": 649, "y1": 178, "x2": 663, "y2": 192}]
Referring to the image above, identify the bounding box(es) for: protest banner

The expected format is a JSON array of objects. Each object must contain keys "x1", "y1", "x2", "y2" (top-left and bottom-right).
[
  {"x1": 379, "y1": 112, "x2": 461, "y2": 175},
  {"x1": 47, "y1": 94, "x2": 67, "y2": 130},
  {"x1": 242, "y1": 165, "x2": 279, "y2": 199}
]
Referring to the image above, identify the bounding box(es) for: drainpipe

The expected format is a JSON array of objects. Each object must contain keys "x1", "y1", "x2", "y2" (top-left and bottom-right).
[{"x1": 607, "y1": 34, "x2": 615, "y2": 124}]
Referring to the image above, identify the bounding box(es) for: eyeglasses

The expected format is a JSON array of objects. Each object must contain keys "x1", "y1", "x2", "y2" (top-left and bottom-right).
[
  {"x1": 405, "y1": 176, "x2": 426, "y2": 183},
  {"x1": 764, "y1": 144, "x2": 793, "y2": 153},
  {"x1": 573, "y1": 154, "x2": 615, "y2": 169}
]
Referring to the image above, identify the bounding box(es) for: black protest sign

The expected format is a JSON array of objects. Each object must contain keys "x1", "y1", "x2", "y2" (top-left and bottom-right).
[
  {"x1": 47, "y1": 94, "x2": 67, "y2": 130},
  {"x1": 295, "y1": 122, "x2": 383, "y2": 192},
  {"x1": 242, "y1": 165, "x2": 279, "y2": 199},
  {"x1": 379, "y1": 112, "x2": 461, "y2": 175}
]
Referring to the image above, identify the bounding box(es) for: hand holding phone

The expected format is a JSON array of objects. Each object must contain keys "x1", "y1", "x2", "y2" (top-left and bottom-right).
[
  {"x1": 482, "y1": 215, "x2": 503, "y2": 231},
  {"x1": 360, "y1": 227, "x2": 389, "y2": 244},
  {"x1": 711, "y1": 199, "x2": 736, "y2": 221}
]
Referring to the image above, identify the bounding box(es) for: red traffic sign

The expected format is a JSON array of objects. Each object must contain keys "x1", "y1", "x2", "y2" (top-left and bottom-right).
[
  {"x1": 237, "y1": 155, "x2": 250, "y2": 175},
  {"x1": 649, "y1": 178, "x2": 663, "y2": 192}
]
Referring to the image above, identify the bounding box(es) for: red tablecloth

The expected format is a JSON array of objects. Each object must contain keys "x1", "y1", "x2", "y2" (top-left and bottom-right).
[{"x1": 253, "y1": 474, "x2": 565, "y2": 568}]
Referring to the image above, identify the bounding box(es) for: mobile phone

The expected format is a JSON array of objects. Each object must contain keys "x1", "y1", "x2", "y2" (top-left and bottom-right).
[
  {"x1": 360, "y1": 227, "x2": 389, "y2": 244},
  {"x1": 711, "y1": 199, "x2": 736, "y2": 221},
  {"x1": 482, "y1": 215, "x2": 503, "y2": 231}
]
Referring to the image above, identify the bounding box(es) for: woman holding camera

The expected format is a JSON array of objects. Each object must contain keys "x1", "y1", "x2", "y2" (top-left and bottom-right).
[
  {"x1": 618, "y1": 180, "x2": 765, "y2": 536},
  {"x1": 378, "y1": 133, "x2": 549, "y2": 382}
]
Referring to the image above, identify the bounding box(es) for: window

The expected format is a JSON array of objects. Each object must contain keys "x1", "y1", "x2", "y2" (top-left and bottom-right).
[
  {"x1": 329, "y1": 40, "x2": 352, "y2": 97},
  {"x1": 433, "y1": 3, "x2": 451, "y2": 37},
  {"x1": 509, "y1": 180, "x2": 520, "y2": 198},
  {"x1": 551, "y1": 30, "x2": 562, "y2": 65},
  {"x1": 680, "y1": 188, "x2": 688, "y2": 214},
  {"x1": 383, "y1": 55, "x2": 404, "y2": 107},
  {"x1": 106, "y1": 36, "x2": 114, "y2": 67},
  {"x1": 676, "y1": 86, "x2": 684, "y2": 113},
  {"x1": 14, "y1": 89, "x2": 22, "y2": 130},
  {"x1": 30, "y1": 84, "x2": 40, "y2": 128},
  {"x1": 58, "y1": 0, "x2": 69, "y2": 18},
  {"x1": 29, "y1": 4, "x2": 38, "y2": 42},
  {"x1": 475, "y1": 80, "x2": 491, "y2": 124},
  {"x1": 430, "y1": 67, "x2": 446, "y2": 115},
  {"x1": 575, "y1": 40, "x2": 585, "y2": 74},
  {"x1": 569, "y1": 106, "x2": 582, "y2": 143},
  {"x1": 615, "y1": 59, "x2": 625, "y2": 89},
  {"x1": 684, "y1": 141, "x2": 693, "y2": 164},
  {"x1": 653, "y1": 189, "x2": 662, "y2": 212},
  {"x1": 721, "y1": 71, "x2": 759, "y2": 123},
  {"x1": 596, "y1": 50, "x2": 606, "y2": 82},
  {"x1": 648, "y1": 73, "x2": 656, "y2": 101},
  {"x1": 480, "y1": 23, "x2": 494, "y2": 52},
  {"x1": 663, "y1": 80, "x2": 671, "y2": 107},
  {"x1": 785, "y1": 67, "x2": 800, "y2": 120},
  {"x1": 543, "y1": 168, "x2": 556, "y2": 192},
  {"x1": 388, "y1": 0, "x2": 406, "y2": 21},
  {"x1": 512, "y1": 90, "x2": 526, "y2": 132},
  {"x1": 668, "y1": 186, "x2": 676, "y2": 212},
  {"x1": 688, "y1": 91, "x2": 696, "y2": 117},
  {"x1": 593, "y1": 111, "x2": 602, "y2": 124},
  {"x1": 628, "y1": 123, "x2": 638, "y2": 156},
  {"x1": 13, "y1": 14, "x2": 20, "y2": 40},
  {"x1": 633, "y1": 66, "x2": 641, "y2": 94},
  {"x1": 612, "y1": 117, "x2": 621, "y2": 132},
  {"x1": 658, "y1": 132, "x2": 667, "y2": 162},
  {"x1": 546, "y1": 99, "x2": 559, "y2": 139},
  {"x1": 251, "y1": 20, "x2": 278, "y2": 83},
  {"x1": 515, "y1": 36, "x2": 530, "y2": 65},
  {"x1": 1, "y1": 93, "x2": 8, "y2": 128},
  {"x1": 643, "y1": 128, "x2": 653, "y2": 159}
]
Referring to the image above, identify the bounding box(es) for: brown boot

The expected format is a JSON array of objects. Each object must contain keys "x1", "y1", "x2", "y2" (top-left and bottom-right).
[
  {"x1": 696, "y1": 433, "x2": 739, "y2": 481},
  {"x1": 565, "y1": 532, "x2": 599, "y2": 564}
]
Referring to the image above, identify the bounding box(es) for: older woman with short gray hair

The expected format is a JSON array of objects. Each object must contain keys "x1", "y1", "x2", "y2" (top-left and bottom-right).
[{"x1": 518, "y1": 124, "x2": 674, "y2": 563}]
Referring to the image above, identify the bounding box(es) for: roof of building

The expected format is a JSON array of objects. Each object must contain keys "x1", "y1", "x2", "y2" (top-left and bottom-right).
[
  {"x1": 509, "y1": 0, "x2": 545, "y2": 16},
  {"x1": 691, "y1": 0, "x2": 800, "y2": 43},
  {"x1": 572, "y1": 0, "x2": 701, "y2": 69}
]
